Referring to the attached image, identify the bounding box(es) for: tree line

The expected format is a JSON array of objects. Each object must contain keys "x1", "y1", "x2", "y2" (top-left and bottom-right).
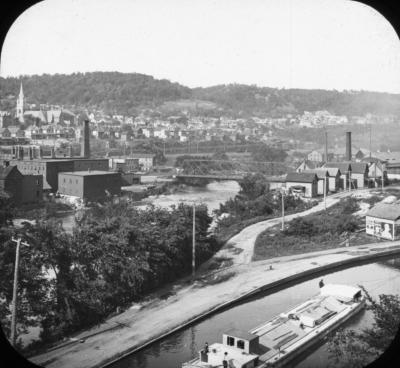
[
  {"x1": 0, "y1": 199, "x2": 218, "y2": 353},
  {"x1": 2, "y1": 72, "x2": 400, "y2": 117}
]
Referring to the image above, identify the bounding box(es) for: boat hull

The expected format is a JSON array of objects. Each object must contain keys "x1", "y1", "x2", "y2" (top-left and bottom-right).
[{"x1": 257, "y1": 299, "x2": 366, "y2": 368}]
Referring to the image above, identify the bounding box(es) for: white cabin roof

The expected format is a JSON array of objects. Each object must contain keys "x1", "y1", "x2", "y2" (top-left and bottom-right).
[{"x1": 320, "y1": 284, "x2": 361, "y2": 302}]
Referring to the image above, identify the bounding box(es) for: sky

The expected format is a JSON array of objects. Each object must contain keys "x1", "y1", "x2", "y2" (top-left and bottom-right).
[{"x1": 1, "y1": 0, "x2": 400, "y2": 93}]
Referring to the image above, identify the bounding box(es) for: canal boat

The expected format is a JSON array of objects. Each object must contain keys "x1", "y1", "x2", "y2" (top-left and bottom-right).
[{"x1": 182, "y1": 284, "x2": 365, "y2": 368}]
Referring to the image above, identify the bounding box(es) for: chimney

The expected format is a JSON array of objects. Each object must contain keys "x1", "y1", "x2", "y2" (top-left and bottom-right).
[
  {"x1": 345, "y1": 132, "x2": 352, "y2": 161},
  {"x1": 68, "y1": 145, "x2": 73, "y2": 157},
  {"x1": 324, "y1": 130, "x2": 328, "y2": 163},
  {"x1": 81, "y1": 120, "x2": 90, "y2": 158}
]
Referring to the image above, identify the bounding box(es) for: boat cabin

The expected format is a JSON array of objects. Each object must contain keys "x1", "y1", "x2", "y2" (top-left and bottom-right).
[
  {"x1": 195, "y1": 328, "x2": 260, "y2": 368},
  {"x1": 223, "y1": 328, "x2": 259, "y2": 354}
]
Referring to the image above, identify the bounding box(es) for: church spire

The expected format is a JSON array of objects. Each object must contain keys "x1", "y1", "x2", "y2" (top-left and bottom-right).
[
  {"x1": 19, "y1": 82, "x2": 24, "y2": 98},
  {"x1": 16, "y1": 82, "x2": 24, "y2": 123}
]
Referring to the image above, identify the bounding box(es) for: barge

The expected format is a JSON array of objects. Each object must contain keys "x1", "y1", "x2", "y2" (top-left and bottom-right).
[{"x1": 182, "y1": 284, "x2": 365, "y2": 368}]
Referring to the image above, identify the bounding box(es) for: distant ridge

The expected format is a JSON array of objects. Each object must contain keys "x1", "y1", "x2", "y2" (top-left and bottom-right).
[{"x1": 1, "y1": 71, "x2": 399, "y2": 117}]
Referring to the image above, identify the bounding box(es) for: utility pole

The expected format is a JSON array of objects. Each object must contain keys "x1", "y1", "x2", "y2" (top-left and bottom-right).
[
  {"x1": 192, "y1": 203, "x2": 196, "y2": 280},
  {"x1": 10, "y1": 237, "x2": 29, "y2": 347},
  {"x1": 281, "y1": 190, "x2": 285, "y2": 231},
  {"x1": 324, "y1": 176, "x2": 327, "y2": 211},
  {"x1": 348, "y1": 170, "x2": 351, "y2": 191}
]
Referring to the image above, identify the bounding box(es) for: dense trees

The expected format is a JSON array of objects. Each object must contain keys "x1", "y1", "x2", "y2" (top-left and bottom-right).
[
  {"x1": 1, "y1": 73, "x2": 400, "y2": 117},
  {"x1": 328, "y1": 287, "x2": 400, "y2": 368},
  {"x1": 0, "y1": 200, "x2": 217, "y2": 351}
]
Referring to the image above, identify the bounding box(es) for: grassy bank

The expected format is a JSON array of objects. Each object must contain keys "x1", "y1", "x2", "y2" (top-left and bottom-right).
[{"x1": 253, "y1": 190, "x2": 400, "y2": 261}]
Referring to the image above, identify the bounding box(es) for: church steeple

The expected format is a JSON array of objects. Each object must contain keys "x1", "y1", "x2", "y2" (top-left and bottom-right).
[{"x1": 16, "y1": 82, "x2": 24, "y2": 123}]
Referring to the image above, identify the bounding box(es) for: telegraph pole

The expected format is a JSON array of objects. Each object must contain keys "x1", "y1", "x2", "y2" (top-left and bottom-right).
[
  {"x1": 192, "y1": 203, "x2": 196, "y2": 280},
  {"x1": 324, "y1": 176, "x2": 327, "y2": 211},
  {"x1": 281, "y1": 190, "x2": 285, "y2": 231},
  {"x1": 10, "y1": 237, "x2": 29, "y2": 347}
]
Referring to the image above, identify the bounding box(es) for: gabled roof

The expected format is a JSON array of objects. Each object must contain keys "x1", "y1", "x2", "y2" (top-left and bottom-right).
[
  {"x1": 366, "y1": 203, "x2": 400, "y2": 221},
  {"x1": 286, "y1": 172, "x2": 318, "y2": 183},
  {"x1": 322, "y1": 162, "x2": 351, "y2": 172},
  {"x1": 324, "y1": 167, "x2": 341, "y2": 176},
  {"x1": 349, "y1": 162, "x2": 368, "y2": 174},
  {"x1": 0, "y1": 165, "x2": 21, "y2": 180},
  {"x1": 302, "y1": 169, "x2": 329, "y2": 178}
]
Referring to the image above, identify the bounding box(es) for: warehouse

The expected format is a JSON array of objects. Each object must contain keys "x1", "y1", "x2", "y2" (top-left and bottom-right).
[{"x1": 58, "y1": 171, "x2": 121, "y2": 201}]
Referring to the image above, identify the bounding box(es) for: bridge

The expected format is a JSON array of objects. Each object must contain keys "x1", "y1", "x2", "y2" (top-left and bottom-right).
[{"x1": 175, "y1": 159, "x2": 292, "y2": 182}]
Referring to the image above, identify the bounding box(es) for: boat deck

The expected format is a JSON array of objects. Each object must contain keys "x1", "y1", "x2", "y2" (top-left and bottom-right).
[{"x1": 251, "y1": 294, "x2": 348, "y2": 362}]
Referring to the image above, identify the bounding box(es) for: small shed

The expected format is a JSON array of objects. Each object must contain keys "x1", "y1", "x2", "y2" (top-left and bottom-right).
[
  {"x1": 323, "y1": 167, "x2": 341, "y2": 192},
  {"x1": 302, "y1": 169, "x2": 329, "y2": 195},
  {"x1": 365, "y1": 203, "x2": 400, "y2": 241},
  {"x1": 285, "y1": 172, "x2": 318, "y2": 198}
]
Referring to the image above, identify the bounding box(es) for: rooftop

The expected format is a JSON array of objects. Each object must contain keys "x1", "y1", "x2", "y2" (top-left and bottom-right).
[
  {"x1": 286, "y1": 172, "x2": 318, "y2": 183},
  {"x1": 366, "y1": 202, "x2": 400, "y2": 221},
  {"x1": 60, "y1": 170, "x2": 118, "y2": 177}
]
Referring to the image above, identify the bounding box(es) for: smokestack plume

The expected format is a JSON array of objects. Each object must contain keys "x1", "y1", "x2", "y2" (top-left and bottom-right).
[
  {"x1": 346, "y1": 132, "x2": 352, "y2": 161},
  {"x1": 81, "y1": 120, "x2": 90, "y2": 158}
]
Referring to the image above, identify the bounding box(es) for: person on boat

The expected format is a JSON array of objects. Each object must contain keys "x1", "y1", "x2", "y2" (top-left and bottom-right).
[
  {"x1": 222, "y1": 351, "x2": 228, "y2": 368},
  {"x1": 204, "y1": 342, "x2": 209, "y2": 354},
  {"x1": 319, "y1": 279, "x2": 325, "y2": 288}
]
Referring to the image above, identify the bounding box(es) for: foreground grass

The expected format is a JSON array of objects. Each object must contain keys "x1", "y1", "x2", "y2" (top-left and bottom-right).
[{"x1": 253, "y1": 192, "x2": 399, "y2": 261}]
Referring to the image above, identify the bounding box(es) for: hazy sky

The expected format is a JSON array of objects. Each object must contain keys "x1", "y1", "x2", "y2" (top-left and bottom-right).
[{"x1": 1, "y1": 0, "x2": 400, "y2": 93}]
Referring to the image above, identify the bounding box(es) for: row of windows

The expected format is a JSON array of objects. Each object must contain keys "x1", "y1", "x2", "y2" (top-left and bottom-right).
[{"x1": 226, "y1": 336, "x2": 245, "y2": 350}]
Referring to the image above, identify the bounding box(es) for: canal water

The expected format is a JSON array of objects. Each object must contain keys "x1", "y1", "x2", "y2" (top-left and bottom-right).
[{"x1": 109, "y1": 257, "x2": 400, "y2": 368}]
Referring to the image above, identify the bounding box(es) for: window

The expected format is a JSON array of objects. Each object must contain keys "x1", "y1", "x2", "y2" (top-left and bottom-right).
[
  {"x1": 227, "y1": 336, "x2": 235, "y2": 346},
  {"x1": 237, "y1": 340, "x2": 245, "y2": 349}
]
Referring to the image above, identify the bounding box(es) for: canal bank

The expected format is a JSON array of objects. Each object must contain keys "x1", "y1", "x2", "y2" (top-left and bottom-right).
[{"x1": 29, "y1": 240, "x2": 400, "y2": 368}]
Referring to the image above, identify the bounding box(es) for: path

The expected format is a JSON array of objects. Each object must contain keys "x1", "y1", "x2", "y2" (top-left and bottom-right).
[{"x1": 216, "y1": 189, "x2": 365, "y2": 264}]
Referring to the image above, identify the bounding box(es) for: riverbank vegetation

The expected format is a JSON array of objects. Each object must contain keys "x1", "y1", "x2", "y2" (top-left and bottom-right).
[
  {"x1": 214, "y1": 173, "x2": 317, "y2": 244},
  {"x1": 327, "y1": 287, "x2": 400, "y2": 368},
  {"x1": 0, "y1": 199, "x2": 219, "y2": 355}
]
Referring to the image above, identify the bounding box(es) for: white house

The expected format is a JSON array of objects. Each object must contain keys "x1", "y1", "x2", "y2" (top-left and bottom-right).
[{"x1": 365, "y1": 203, "x2": 400, "y2": 241}]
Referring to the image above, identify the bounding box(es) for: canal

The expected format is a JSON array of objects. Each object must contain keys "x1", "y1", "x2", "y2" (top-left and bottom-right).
[{"x1": 109, "y1": 257, "x2": 400, "y2": 368}]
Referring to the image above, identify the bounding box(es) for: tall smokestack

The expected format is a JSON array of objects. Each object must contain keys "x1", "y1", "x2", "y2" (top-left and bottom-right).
[
  {"x1": 346, "y1": 132, "x2": 352, "y2": 161},
  {"x1": 81, "y1": 120, "x2": 90, "y2": 158},
  {"x1": 324, "y1": 130, "x2": 328, "y2": 163}
]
